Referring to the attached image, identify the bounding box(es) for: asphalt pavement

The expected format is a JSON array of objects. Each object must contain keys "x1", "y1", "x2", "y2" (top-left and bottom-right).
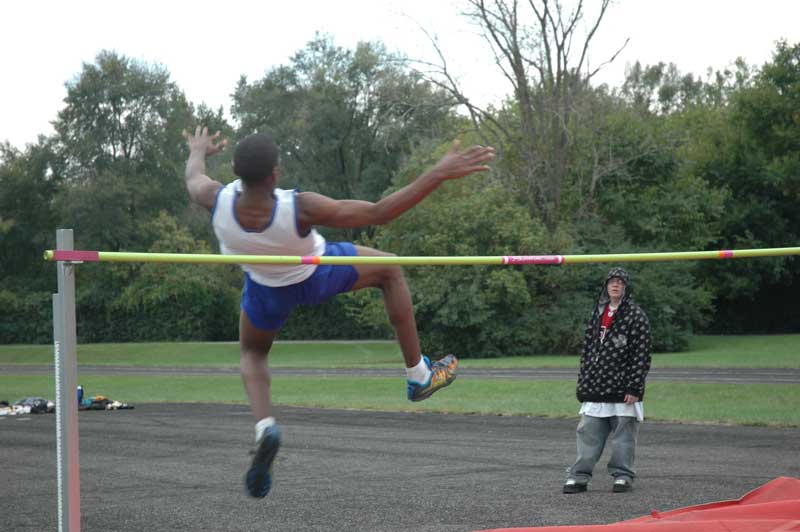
[{"x1": 2, "y1": 404, "x2": 799, "y2": 532}]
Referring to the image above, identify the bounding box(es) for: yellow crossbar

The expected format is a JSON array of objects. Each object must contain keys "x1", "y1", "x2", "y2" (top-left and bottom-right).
[{"x1": 43, "y1": 247, "x2": 800, "y2": 265}]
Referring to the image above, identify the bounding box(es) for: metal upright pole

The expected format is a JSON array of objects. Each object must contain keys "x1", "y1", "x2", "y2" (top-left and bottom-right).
[{"x1": 53, "y1": 229, "x2": 81, "y2": 532}]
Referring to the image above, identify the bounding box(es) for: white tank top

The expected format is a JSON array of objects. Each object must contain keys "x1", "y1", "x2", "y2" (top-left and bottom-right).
[{"x1": 211, "y1": 180, "x2": 326, "y2": 287}]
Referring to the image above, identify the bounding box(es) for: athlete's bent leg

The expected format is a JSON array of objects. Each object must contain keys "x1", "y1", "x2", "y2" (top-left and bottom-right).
[
  {"x1": 349, "y1": 246, "x2": 421, "y2": 368},
  {"x1": 348, "y1": 245, "x2": 458, "y2": 402}
]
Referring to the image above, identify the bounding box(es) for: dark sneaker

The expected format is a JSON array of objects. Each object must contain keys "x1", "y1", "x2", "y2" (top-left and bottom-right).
[
  {"x1": 612, "y1": 478, "x2": 632, "y2": 493},
  {"x1": 407, "y1": 355, "x2": 458, "y2": 402},
  {"x1": 562, "y1": 479, "x2": 588, "y2": 494},
  {"x1": 245, "y1": 424, "x2": 281, "y2": 498}
]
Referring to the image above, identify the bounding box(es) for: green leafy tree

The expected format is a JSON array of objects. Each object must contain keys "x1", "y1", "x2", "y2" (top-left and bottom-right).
[
  {"x1": 575, "y1": 99, "x2": 724, "y2": 349},
  {"x1": 53, "y1": 50, "x2": 193, "y2": 250},
  {"x1": 692, "y1": 40, "x2": 800, "y2": 332},
  {"x1": 426, "y1": 0, "x2": 629, "y2": 231},
  {"x1": 354, "y1": 138, "x2": 556, "y2": 357},
  {"x1": 621, "y1": 59, "x2": 754, "y2": 114},
  {"x1": 0, "y1": 140, "x2": 61, "y2": 293},
  {"x1": 77, "y1": 212, "x2": 240, "y2": 342},
  {"x1": 232, "y1": 35, "x2": 458, "y2": 240}
]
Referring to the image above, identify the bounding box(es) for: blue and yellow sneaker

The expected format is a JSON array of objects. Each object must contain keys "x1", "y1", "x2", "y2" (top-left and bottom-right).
[
  {"x1": 245, "y1": 424, "x2": 281, "y2": 498},
  {"x1": 407, "y1": 354, "x2": 458, "y2": 402}
]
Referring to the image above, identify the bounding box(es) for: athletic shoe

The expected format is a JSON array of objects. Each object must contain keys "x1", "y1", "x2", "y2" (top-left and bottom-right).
[
  {"x1": 407, "y1": 355, "x2": 458, "y2": 402},
  {"x1": 562, "y1": 479, "x2": 588, "y2": 494},
  {"x1": 612, "y1": 478, "x2": 632, "y2": 493},
  {"x1": 245, "y1": 424, "x2": 281, "y2": 498}
]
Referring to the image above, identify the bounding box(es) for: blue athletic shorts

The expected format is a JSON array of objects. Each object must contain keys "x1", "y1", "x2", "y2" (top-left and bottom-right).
[{"x1": 241, "y1": 242, "x2": 359, "y2": 331}]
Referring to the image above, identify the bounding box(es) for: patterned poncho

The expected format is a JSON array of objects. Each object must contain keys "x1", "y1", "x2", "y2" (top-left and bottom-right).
[{"x1": 576, "y1": 268, "x2": 652, "y2": 403}]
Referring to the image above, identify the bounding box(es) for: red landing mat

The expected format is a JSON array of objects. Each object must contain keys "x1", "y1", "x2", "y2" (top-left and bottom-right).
[{"x1": 478, "y1": 476, "x2": 800, "y2": 532}]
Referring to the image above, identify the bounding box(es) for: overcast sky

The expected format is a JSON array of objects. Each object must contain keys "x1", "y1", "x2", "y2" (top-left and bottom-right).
[{"x1": 2, "y1": 0, "x2": 798, "y2": 149}]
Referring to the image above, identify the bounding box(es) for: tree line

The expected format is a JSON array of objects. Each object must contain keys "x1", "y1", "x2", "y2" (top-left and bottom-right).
[{"x1": 1, "y1": 3, "x2": 798, "y2": 356}]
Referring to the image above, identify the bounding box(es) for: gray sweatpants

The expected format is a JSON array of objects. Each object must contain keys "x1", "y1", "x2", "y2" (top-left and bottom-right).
[{"x1": 567, "y1": 415, "x2": 639, "y2": 484}]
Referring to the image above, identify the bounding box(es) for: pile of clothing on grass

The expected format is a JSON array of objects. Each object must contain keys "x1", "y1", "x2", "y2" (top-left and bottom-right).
[
  {"x1": 78, "y1": 394, "x2": 134, "y2": 411},
  {"x1": 0, "y1": 391, "x2": 134, "y2": 416},
  {"x1": 0, "y1": 397, "x2": 54, "y2": 415}
]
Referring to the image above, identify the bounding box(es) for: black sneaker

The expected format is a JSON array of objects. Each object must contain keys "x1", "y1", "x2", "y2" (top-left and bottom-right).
[
  {"x1": 562, "y1": 479, "x2": 588, "y2": 494},
  {"x1": 245, "y1": 424, "x2": 281, "y2": 498},
  {"x1": 612, "y1": 478, "x2": 632, "y2": 493}
]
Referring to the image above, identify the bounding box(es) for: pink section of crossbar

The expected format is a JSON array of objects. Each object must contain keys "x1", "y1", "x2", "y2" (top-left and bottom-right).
[
  {"x1": 719, "y1": 250, "x2": 734, "y2": 259},
  {"x1": 502, "y1": 255, "x2": 564, "y2": 265},
  {"x1": 52, "y1": 250, "x2": 100, "y2": 262}
]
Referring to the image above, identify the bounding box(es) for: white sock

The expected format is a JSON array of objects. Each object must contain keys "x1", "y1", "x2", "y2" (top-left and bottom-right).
[
  {"x1": 406, "y1": 357, "x2": 431, "y2": 383},
  {"x1": 255, "y1": 416, "x2": 276, "y2": 444}
]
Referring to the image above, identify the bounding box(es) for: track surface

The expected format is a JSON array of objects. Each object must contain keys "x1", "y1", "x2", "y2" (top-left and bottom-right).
[{"x1": 2, "y1": 404, "x2": 799, "y2": 532}]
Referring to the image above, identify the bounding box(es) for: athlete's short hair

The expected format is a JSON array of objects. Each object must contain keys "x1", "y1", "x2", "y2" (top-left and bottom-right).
[{"x1": 233, "y1": 133, "x2": 279, "y2": 185}]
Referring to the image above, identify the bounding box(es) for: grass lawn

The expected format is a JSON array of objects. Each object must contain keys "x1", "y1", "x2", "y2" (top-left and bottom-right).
[
  {"x1": 2, "y1": 335, "x2": 798, "y2": 427},
  {"x1": 0, "y1": 341, "x2": 400, "y2": 367},
  {"x1": 1, "y1": 375, "x2": 797, "y2": 427},
  {"x1": 1, "y1": 334, "x2": 799, "y2": 368}
]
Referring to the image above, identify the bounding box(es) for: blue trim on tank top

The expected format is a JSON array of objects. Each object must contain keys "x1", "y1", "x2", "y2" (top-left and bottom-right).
[{"x1": 292, "y1": 190, "x2": 312, "y2": 237}]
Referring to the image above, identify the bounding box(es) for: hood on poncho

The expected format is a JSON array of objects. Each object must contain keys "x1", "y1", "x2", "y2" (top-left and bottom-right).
[{"x1": 597, "y1": 267, "x2": 632, "y2": 307}]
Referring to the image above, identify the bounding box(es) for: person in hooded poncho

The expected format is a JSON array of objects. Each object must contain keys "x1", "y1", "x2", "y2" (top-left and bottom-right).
[{"x1": 563, "y1": 267, "x2": 652, "y2": 494}]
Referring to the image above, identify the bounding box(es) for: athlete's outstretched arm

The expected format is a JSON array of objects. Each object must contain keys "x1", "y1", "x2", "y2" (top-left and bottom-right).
[
  {"x1": 183, "y1": 126, "x2": 226, "y2": 211},
  {"x1": 297, "y1": 141, "x2": 494, "y2": 230}
]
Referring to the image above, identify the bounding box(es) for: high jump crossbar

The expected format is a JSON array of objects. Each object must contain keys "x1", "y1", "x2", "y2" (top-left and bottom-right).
[
  {"x1": 46, "y1": 231, "x2": 800, "y2": 532},
  {"x1": 43, "y1": 246, "x2": 800, "y2": 265}
]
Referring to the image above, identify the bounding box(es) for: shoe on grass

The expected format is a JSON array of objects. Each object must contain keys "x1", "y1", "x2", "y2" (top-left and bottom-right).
[
  {"x1": 245, "y1": 424, "x2": 281, "y2": 498},
  {"x1": 612, "y1": 478, "x2": 633, "y2": 493},
  {"x1": 407, "y1": 355, "x2": 458, "y2": 402},
  {"x1": 562, "y1": 479, "x2": 588, "y2": 494}
]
